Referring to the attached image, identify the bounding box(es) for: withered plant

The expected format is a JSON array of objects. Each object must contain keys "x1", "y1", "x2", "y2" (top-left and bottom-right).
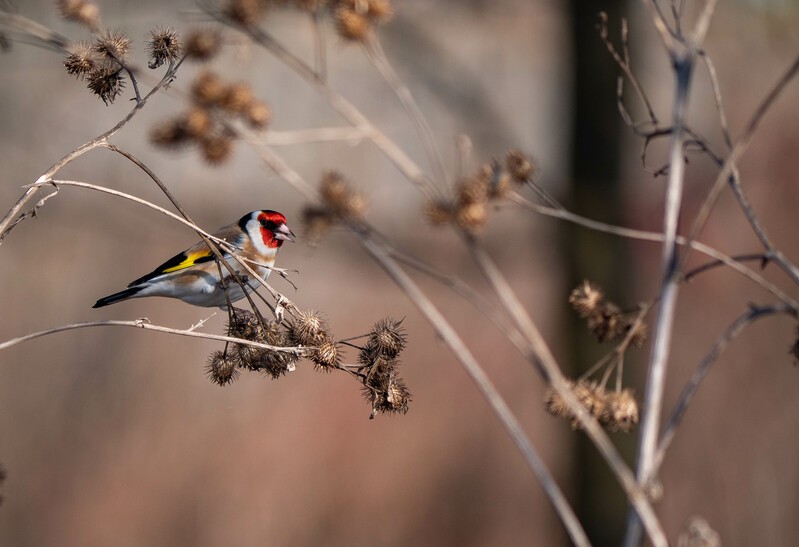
[{"x1": 1, "y1": 1, "x2": 799, "y2": 545}]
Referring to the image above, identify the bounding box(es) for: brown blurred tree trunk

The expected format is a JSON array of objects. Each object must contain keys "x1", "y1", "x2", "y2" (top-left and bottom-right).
[{"x1": 566, "y1": 0, "x2": 633, "y2": 545}]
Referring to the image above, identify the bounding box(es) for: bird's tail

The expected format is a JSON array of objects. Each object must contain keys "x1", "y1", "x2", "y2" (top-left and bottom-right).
[{"x1": 93, "y1": 287, "x2": 144, "y2": 308}]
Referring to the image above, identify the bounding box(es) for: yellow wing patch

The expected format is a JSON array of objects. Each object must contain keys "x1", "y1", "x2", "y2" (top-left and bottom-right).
[{"x1": 160, "y1": 251, "x2": 215, "y2": 273}]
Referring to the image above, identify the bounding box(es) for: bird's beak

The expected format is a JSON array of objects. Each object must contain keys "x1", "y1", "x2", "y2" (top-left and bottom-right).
[{"x1": 274, "y1": 222, "x2": 296, "y2": 243}]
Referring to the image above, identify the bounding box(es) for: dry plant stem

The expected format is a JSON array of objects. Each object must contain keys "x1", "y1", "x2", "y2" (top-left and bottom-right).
[
  {"x1": 651, "y1": 303, "x2": 795, "y2": 476},
  {"x1": 681, "y1": 53, "x2": 799, "y2": 271},
  {"x1": 0, "y1": 58, "x2": 182, "y2": 244},
  {"x1": 357, "y1": 230, "x2": 591, "y2": 547},
  {"x1": 310, "y1": 10, "x2": 327, "y2": 82},
  {"x1": 508, "y1": 193, "x2": 798, "y2": 309},
  {"x1": 463, "y1": 235, "x2": 667, "y2": 547},
  {"x1": 264, "y1": 127, "x2": 368, "y2": 146},
  {"x1": 630, "y1": 55, "x2": 693, "y2": 547},
  {"x1": 364, "y1": 35, "x2": 448, "y2": 188},
  {"x1": 0, "y1": 319, "x2": 302, "y2": 354},
  {"x1": 598, "y1": 14, "x2": 658, "y2": 124}
]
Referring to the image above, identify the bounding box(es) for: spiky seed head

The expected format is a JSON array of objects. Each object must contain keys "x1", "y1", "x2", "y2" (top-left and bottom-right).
[
  {"x1": 289, "y1": 309, "x2": 329, "y2": 346},
  {"x1": 200, "y1": 133, "x2": 235, "y2": 165},
  {"x1": 320, "y1": 170, "x2": 350, "y2": 209},
  {"x1": 206, "y1": 350, "x2": 240, "y2": 386},
  {"x1": 227, "y1": 0, "x2": 267, "y2": 27},
  {"x1": 311, "y1": 339, "x2": 340, "y2": 370},
  {"x1": 455, "y1": 201, "x2": 487, "y2": 234},
  {"x1": 385, "y1": 378, "x2": 410, "y2": 413},
  {"x1": 302, "y1": 206, "x2": 333, "y2": 244},
  {"x1": 369, "y1": 318, "x2": 406, "y2": 359},
  {"x1": 486, "y1": 160, "x2": 513, "y2": 199},
  {"x1": 245, "y1": 100, "x2": 271, "y2": 129},
  {"x1": 601, "y1": 389, "x2": 639, "y2": 433},
  {"x1": 184, "y1": 28, "x2": 222, "y2": 60},
  {"x1": 424, "y1": 199, "x2": 454, "y2": 226},
  {"x1": 183, "y1": 107, "x2": 213, "y2": 139},
  {"x1": 545, "y1": 380, "x2": 609, "y2": 430},
  {"x1": 335, "y1": 7, "x2": 370, "y2": 42},
  {"x1": 625, "y1": 317, "x2": 648, "y2": 349},
  {"x1": 586, "y1": 302, "x2": 624, "y2": 343},
  {"x1": 150, "y1": 118, "x2": 191, "y2": 149},
  {"x1": 506, "y1": 149, "x2": 537, "y2": 182},
  {"x1": 456, "y1": 174, "x2": 489, "y2": 205},
  {"x1": 228, "y1": 308, "x2": 264, "y2": 341},
  {"x1": 569, "y1": 280, "x2": 605, "y2": 318},
  {"x1": 366, "y1": 0, "x2": 393, "y2": 22},
  {"x1": 220, "y1": 82, "x2": 255, "y2": 113},
  {"x1": 574, "y1": 380, "x2": 608, "y2": 423},
  {"x1": 64, "y1": 42, "x2": 97, "y2": 79},
  {"x1": 677, "y1": 516, "x2": 720, "y2": 547},
  {"x1": 87, "y1": 67, "x2": 125, "y2": 105},
  {"x1": 192, "y1": 71, "x2": 227, "y2": 106},
  {"x1": 92, "y1": 29, "x2": 132, "y2": 61},
  {"x1": 146, "y1": 27, "x2": 181, "y2": 69},
  {"x1": 57, "y1": 0, "x2": 100, "y2": 29}
]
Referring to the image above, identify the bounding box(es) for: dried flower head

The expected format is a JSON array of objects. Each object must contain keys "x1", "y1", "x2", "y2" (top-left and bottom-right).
[
  {"x1": 146, "y1": 27, "x2": 181, "y2": 69},
  {"x1": 310, "y1": 339, "x2": 341, "y2": 371},
  {"x1": 455, "y1": 201, "x2": 487, "y2": 234},
  {"x1": 544, "y1": 380, "x2": 609, "y2": 430},
  {"x1": 206, "y1": 350, "x2": 240, "y2": 386},
  {"x1": 368, "y1": 318, "x2": 406, "y2": 359},
  {"x1": 184, "y1": 28, "x2": 223, "y2": 61},
  {"x1": 200, "y1": 133, "x2": 235, "y2": 165},
  {"x1": 366, "y1": 0, "x2": 393, "y2": 22},
  {"x1": 228, "y1": 310, "x2": 298, "y2": 378},
  {"x1": 220, "y1": 82, "x2": 255, "y2": 113},
  {"x1": 150, "y1": 117, "x2": 191, "y2": 149},
  {"x1": 64, "y1": 42, "x2": 97, "y2": 79},
  {"x1": 334, "y1": 6, "x2": 370, "y2": 42},
  {"x1": 601, "y1": 389, "x2": 639, "y2": 432},
  {"x1": 183, "y1": 107, "x2": 213, "y2": 139},
  {"x1": 87, "y1": 67, "x2": 125, "y2": 105},
  {"x1": 302, "y1": 206, "x2": 333, "y2": 243},
  {"x1": 624, "y1": 316, "x2": 648, "y2": 349},
  {"x1": 192, "y1": 71, "x2": 227, "y2": 106},
  {"x1": 424, "y1": 199, "x2": 454, "y2": 226},
  {"x1": 485, "y1": 161, "x2": 513, "y2": 199},
  {"x1": 57, "y1": 0, "x2": 100, "y2": 28},
  {"x1": 245, "y1": 100, "x2": 271, "y2": 129},
  {"x1": 586, "y1": 301, "x2": 624, "y2": 343},
  {"x1": 319, "y1": 171, "x2": 368, "y2": 220},
  {"x1": 289, "y1": 309, "x2": 329, "y2": 346},
  {"x1": 360, "y1": 353, "x2": 410, "y2": 417},
  {"x1": 677, "y1": 516, "x2": 721, "y2": 547},
  {"x1": 455, "y1": 174, "x2": 489, "y2": 205},
  {"x1": 569, "y1": 280, "x2": 605, "y2": 319},
  {"x1": 92, "y1": 29, "x2": 132, "y2": 62},
  {"x1": 505, "y1": 149, "x2": 537, "y2": 182},
  {"x1": 227, "y1": 0, "x2": 267, "y2": 27}
]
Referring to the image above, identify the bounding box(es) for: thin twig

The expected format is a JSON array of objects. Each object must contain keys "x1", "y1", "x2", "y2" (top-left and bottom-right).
[
  {"x1": 0, "y1": 319, "x2": 302, "y2": 354},
  {"x1": 651, "y1": 303, "x2": 795, "y2": 475},
  {"x1": 358, "y1": 230, "x2": 592, "y2": 547}
]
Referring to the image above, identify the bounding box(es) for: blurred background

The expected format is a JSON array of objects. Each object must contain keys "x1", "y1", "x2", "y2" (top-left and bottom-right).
[{"x1": 2, "y1": 0, "x2": 799, "y2": 545}]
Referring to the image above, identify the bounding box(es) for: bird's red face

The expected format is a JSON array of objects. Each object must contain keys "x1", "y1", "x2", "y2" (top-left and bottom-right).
[{"x1": 256, "y1": 210, "x2": 295, "y2": 248}]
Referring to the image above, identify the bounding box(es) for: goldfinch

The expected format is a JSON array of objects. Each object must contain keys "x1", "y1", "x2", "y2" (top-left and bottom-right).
[{"x1": 93, "y1": 210, "x2": 295, "y2": 309}]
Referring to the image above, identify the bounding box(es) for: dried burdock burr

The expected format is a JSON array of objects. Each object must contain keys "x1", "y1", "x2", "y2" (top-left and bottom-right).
[{"x1": 206, "y1": 350, "x2": 240, "y2": 386}]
